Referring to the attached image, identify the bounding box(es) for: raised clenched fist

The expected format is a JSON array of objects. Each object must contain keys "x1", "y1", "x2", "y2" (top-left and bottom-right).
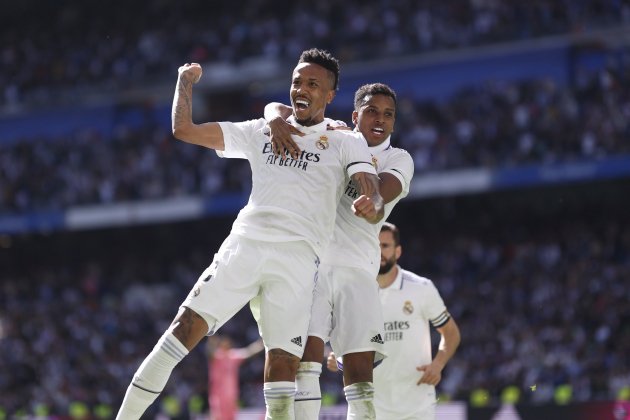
[{"x1": 178, "y1": 62, "x2": 202, "y2": 83}]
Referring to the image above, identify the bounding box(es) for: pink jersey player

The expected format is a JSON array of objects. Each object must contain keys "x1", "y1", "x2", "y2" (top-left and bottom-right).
[{"x1": 207, "y1": 336, "x2": 264, "y2": 420}]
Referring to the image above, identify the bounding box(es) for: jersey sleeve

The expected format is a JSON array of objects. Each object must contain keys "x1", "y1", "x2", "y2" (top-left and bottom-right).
[
  {"x1": 380, "y1": 149, "x2": 414, "y2": 198},
  {"x1": 420, "y1": 279, "x2": 450, "y2": 328},
  {"x1": 341, "y1": 132, "x2": 377, "y2": 178},
  {"x1": 216, "y1": 119, "x2": 267, "y2": 159}
]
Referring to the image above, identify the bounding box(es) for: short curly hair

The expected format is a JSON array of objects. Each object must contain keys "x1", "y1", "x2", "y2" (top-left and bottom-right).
[
  {"x1": 298, "y1": 48, "x2": 340, "y2": 91},
  {"x1": 354, "y1": 83, "x2": 397, "y2": 111}
]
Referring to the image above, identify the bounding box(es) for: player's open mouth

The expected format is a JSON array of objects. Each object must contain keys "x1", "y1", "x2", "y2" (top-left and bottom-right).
[
  {"x1": 295, "y1": 99, "x2": 310, "y2": 110},
  {"x1": 372, "y1": 127, "x2": 385, "y2": 135}
]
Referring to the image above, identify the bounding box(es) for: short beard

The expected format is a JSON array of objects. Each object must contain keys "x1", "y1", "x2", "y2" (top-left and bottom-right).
[
  {"x1": 295, "y1": 116, "x2": 315, "y2": 127},
  {"x1": 379, "y1": 260, "x2": 396, "y2": 275}
]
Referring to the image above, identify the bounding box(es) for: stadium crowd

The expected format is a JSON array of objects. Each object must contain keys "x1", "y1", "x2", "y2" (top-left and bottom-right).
[
  {"x1": 2, "y1": 2, "x2": 630, "y2": 418},
  {"x1": 2, "y1": 0, "x2": 630, "y2": 109},
  {"x1": 2, "y1": 65, "x2": 630, "y2": 214},
  {"x1": 0, "y1": 223, "x2": 265, "y2": 419},
  {"x1": 1, "y1": 197, "x2": 628, "y2": 417}
]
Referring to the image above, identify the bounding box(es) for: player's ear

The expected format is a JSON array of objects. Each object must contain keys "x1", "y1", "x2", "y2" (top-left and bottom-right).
[
  {"x1": 395, "y1": 245, "x2": 402, "y2": 260},
  {"x1": 352, "y1": 110, "x2": 358, "y2": 126},
  {"x1": 326, "y1": 90, "x2": 336, "y2": 104}
]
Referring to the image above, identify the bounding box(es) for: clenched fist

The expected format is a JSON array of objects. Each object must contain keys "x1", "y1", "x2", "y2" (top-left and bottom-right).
[{"x1": 178, "y1": 62, "x2": 202, "y2": 84}]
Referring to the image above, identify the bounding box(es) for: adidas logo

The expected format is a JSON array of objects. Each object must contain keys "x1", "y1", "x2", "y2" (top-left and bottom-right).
[
  {"x1": 291, "y1": 336, "x2": 303, "y2": 347},
  {"x1": 370, "y1": 334, "x2": 384, "y2": 344}
]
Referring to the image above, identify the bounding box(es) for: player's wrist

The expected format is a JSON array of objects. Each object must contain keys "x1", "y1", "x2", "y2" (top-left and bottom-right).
[{"x1": 432, "y1": 358, "x2": 446, "y2": 371}]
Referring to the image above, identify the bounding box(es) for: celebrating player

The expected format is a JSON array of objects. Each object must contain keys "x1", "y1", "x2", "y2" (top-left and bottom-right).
[
  {"x1": 115, "y1": 49, "x2": 385, "y2": 420},
  {"x1": 265, "y1": 82, "x2": 414, "y2": 419}
]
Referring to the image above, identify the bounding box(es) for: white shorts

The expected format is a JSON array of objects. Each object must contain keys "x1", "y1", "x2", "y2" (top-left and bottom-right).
[
  {"x1": 375, "y1": 385, "x2": 436, "y2": 420},
  {"x1": 181, "y1": 234, "x2": 318, "y2": 358},
  {"x1": 308, "y1": 263, "x2": 386, "y2": 362},
  {"x1": 376, "y1": 403, "x2": 435, "y2": 420}
]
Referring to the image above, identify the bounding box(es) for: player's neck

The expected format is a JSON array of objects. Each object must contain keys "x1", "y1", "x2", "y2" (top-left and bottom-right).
[
  {"x1": 377, "y1": 265, "x2": 398, "y2": 289},
  {"x1": 295, "y1": 114, "x2": 325, "y2": 127}
]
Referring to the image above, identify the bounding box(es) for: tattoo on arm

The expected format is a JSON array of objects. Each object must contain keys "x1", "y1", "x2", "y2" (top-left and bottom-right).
[{"x1": 172, "y1": 77, "x2": 193, "y2": 132}]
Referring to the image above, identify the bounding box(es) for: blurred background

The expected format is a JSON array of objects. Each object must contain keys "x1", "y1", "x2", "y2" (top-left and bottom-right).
[{"x1": 1, "y1": 1, "x2": 630, "y2": 419}]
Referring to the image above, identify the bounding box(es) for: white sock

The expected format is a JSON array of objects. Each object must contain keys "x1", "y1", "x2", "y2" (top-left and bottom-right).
[
  {"x1": 294, "y1": 362, "x2": 322, "y2": 420},
  {"x1": 264, "y1": 381, "x2": 296, "y2": 420},
  {"x1": 344, "y1": 382, "x2": 375, "y2": 420},
  {"x1": 116, "y1": 332, "x2": 189, "y2": 420}
]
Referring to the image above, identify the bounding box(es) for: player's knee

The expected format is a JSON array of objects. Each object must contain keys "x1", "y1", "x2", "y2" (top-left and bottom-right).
[
  {"x1": 266, "y1": 348, "x2": 300, "y2": 381},
  {"x1": 343, "y1": 351, "x2": 375, "y2": 385},
  {"x1": 302, "y1": 336, "x2": 325, "y2": 362},
  {"x1": 171, "y1": 307, "x2": 211, "y2": 350}
]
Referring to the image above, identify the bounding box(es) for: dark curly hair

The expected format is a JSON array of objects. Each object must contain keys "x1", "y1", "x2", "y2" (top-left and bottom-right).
[
  {"x1": 298, "y1": 48, "x2": 340, "y2": 91},
  {"x1": 354, "y1": 83, "x2": 397, "y2": 111}
]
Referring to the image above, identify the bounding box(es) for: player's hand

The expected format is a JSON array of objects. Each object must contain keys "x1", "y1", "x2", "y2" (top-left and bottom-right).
[
  {"x1": 178, "y1": 63, "x2": 203, "y2": 84},
  {"x1": 416, "y1": 363, "x2": 442, "y2": 386},
  {"x1": 326, "y1": 120, "x2": 351, "y2": 131},
  {"x1": 268, "y1": 117, "x2": 303, "y2": 158},
  {"x1": 326, "y1": 351, "x2": 339, "y2": 372},
  {"x1": 351, "y1": 195, "x2": 380, "y2": 221}
]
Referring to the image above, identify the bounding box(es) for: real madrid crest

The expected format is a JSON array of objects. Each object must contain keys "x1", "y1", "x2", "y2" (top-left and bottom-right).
[
  {"x1": 316, "y1": 135, "x2": 329, "y2": 150},
  {"x1": 403, "y1": 300, "x2": 414, "y2": 315},
  {"x1": 371, "y1": 155, "x2": 378, "y2": 170}
]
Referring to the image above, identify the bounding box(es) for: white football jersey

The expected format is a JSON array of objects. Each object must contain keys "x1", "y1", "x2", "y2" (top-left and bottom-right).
[
  {"x1": 321, "y1": 136, "x2": 414, "y2": 273},
  {"x1": 375, "y1": 267, "x2": 450, "y2": 419},
  {"x1": 217, "y1": 117, "x2": 375, "y2": 255}
]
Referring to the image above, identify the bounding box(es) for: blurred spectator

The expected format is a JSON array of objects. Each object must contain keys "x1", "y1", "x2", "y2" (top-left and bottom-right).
[
  {"x1": 2, "y1": 67, "x2": 629, "y2": 213},
  {"x1": 2, "y1": 3, "x2": 630, "y2": 416},
  {"x1": 1, "y1": 193, "x2": 628, "y2": 416},
  {"x1": 2, "y1": 0, "x2": 630, "y2": 109}
]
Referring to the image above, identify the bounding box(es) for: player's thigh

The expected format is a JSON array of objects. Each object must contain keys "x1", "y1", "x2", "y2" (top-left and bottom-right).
[
  {"x1": 306, "y1": 263, "x2": 335, "y2": 343},
  {"x1": 258, "y1": 241, "x2": 319, "y2": 358},
  {"x1": 181, "y1": 235, "x2": 263, "y2": 333},
  {"x1": 330, "y1": 266, "x2": 386, "y2": 361}
]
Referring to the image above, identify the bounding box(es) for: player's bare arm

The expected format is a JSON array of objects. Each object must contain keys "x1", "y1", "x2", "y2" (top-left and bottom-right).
[
  {"x1": 417, "y1": 317, "x2": 461, "y2": 386},
  {"x1": 350, "y1": 172, "x2": 385, "y2": 224},
  {"x1": 264, "y1": 102, "x2": 303, "y2": 158},
  {"x1": 244, "y1": 339, "x2": 265, "y2": 358},
  {"x1": 378, "y1": 172, "x2": 404, "y2": 204},
  {"x1": 171, "y1": 63, "x2": 225, "y2": 150}
]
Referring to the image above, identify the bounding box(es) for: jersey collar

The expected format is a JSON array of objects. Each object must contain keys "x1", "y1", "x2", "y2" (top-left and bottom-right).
[
  {"x1": 390, "y1": 264, "x2": 403, "y2": 290},
  {"x1": 382, "y1": 265, "x2": 404, "y2": 290},
  {"x1": 368, "y1": 136, "x2": 391, "y2": 154},
  {"x1": 287, "y1": 116, "x2": 329, "y2": 134}
]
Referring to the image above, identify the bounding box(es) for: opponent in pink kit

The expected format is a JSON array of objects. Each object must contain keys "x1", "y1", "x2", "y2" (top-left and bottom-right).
[{"x1": 207, "y1": 336, "x2": 263, "y2": 420}]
